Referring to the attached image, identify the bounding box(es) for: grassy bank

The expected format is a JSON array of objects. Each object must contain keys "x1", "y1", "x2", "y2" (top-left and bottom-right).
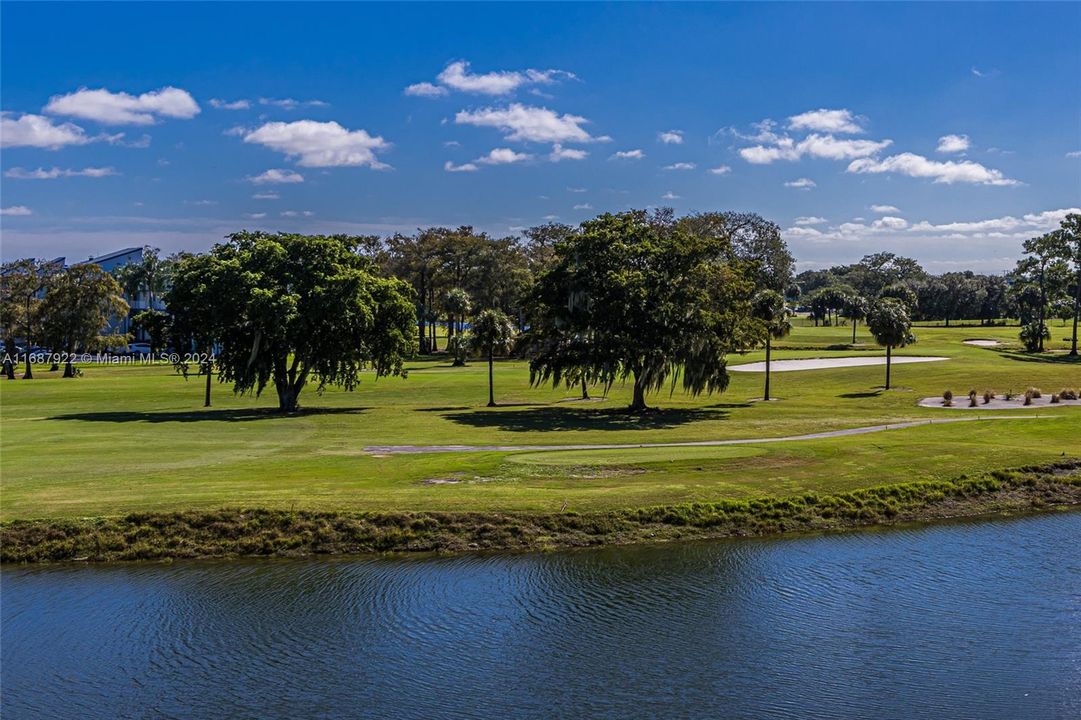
[
  {"x1": 2, "y1": 322, "x2": 1079, "y2": 520},
  {"x1": 4, "y1": 461, "x2": 1078, "y2": 563}
]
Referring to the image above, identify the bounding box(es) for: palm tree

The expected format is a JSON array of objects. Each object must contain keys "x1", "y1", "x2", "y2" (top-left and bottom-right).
[
  {"x1": 113, "y1": 262, "x2": 144, "y2": 336},
  {"x1": 751, "y1": 290, "x2": 792, "y2": 401},
  {"x1": 443, "y1": 288, "x2": 472, "y2": 365},
  {"x1": 842, "y1": 293, "x2": 869, "y2": 344},
  {"x1": 469, "y1": 309, "x2": 517, "y2": 407},
  {"x1": 866, "y1": 298, "x2": 915, "y2": 390}
]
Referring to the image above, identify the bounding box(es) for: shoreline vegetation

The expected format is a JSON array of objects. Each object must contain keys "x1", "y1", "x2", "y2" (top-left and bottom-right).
[{"x1": 4, "y1": 460, "x2": 1078, "y2": 564}]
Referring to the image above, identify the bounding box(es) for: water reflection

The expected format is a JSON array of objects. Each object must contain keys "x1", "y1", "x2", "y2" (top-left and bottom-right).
[{"x1": 3, "y1": 514, "x2": 1080, "y2": 719}]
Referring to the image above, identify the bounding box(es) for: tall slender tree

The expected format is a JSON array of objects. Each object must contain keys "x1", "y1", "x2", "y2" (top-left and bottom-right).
[
  {"x1": 469, "y1": 308, "x2": 517, "y2": 407},
  {"x1": 751, "y1": 289, "x2": 792, "y2": 401},
  {"x1": 866, "y1": 298, "x2": 915, "y2": 390}
]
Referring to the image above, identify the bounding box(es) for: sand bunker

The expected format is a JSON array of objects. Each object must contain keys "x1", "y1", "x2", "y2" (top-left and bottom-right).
[
  {"x1": 730, "y1": 356, "x2": 949, "y2": 373},
  {"x1": 963, "y1": 339, "x2": 1002, "y2": 347},
  {"x1": 919, "y1": 395, "x2": 1080, "y2": 410}
]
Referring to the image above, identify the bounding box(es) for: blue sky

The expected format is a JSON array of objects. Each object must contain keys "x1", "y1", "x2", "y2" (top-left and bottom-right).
[{"x1": 2, "y1": 2, "x2": 1078, "y2": 272}]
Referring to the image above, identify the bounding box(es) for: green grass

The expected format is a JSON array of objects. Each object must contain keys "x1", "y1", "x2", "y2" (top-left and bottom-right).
[{"x1": 2, "y1": 320, "x2": 1078, "y2": 521}]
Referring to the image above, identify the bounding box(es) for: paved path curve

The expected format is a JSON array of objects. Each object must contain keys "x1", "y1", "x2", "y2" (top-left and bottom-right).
[{"x1": 364, "y1": 415, "x2": 1041, "y2": 455}]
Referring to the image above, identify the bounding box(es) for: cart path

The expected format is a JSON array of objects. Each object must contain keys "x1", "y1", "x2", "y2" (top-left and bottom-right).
[{"x1": 363, "y1": 415, "x2": 1043, "y2": 455}]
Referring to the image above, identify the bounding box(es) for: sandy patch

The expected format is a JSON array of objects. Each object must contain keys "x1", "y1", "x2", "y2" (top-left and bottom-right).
[
  {"x1": 919, "y1": 395, "x2": 1080, "y2": 410},
  {"x1": 730, "y1": 356, "x2": 949, "y2": 373},
  {"x1": 963, "y1": 339, "x2": 1002, "y2": 347}
]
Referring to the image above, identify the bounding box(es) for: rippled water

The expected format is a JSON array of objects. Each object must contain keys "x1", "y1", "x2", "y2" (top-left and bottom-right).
[{"x1": 3, "y1": 513, "x2": 1080, "y2": 719}]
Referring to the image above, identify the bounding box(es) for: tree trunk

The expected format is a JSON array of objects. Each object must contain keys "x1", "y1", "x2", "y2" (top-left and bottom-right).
[
  {"x1": 3, "y1": 355, "x2": 14, "y2": 380},
  {"x1": 203, "y1": 360, "x2": 212, "y2": 407},
  {"x1": 22, "y1": 353, "x2": 33, "y2": 379},
  {"x1": 1071, "y1": 273, "x2": 1080, "y2": 356},
  {"x1": 764, "y1": 335, "x2": 772, "y2": 401},
  {"x1": 1038, "y1": 267, "x2": 1047, "y2": 352},
  {"x1": 629, "y1": 374, "x2": 648, "y2": 412},
  {"x1": 885, "y1": 345, "x2": 892, "y2": 390},
  {"x1": 851, "y1": 319, "x2": 857, "y2": 344},
  {"x1": 417, "y1": 276, "x2": 428, "y2": 354},
  {"x1": 63, "y1": 360, "x2": 75, "y2": 378},
  {"x1": 581, "y1": 377, "x2": 589, "y2": 400},
  {"x1": 487, "y1": 348, "x2": 496, "y2": 407}
]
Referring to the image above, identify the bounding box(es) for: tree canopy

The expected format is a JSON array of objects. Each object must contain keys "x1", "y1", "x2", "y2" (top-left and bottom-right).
[
  {"x1": 177, "y1": 232, "x2": 416, "y2": 412},
  {"x1": 528, "y1": 210, "x2": 758, "y2": 411}
]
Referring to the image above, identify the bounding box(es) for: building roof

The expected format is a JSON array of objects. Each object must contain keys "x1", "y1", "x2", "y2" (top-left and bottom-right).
[{"x1": 81, "y1": 247, "x2": 144, "y2": 266}]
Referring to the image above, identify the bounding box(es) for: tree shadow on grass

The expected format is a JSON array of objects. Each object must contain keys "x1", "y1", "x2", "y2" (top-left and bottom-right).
[
  {"x1": 435, "y1": 405, "x2": 739, "y2": 432},
  {"x1": 49, "y1": 407, "x2": 370, "y2": 423},
  {"x1": 993, "y1": 350, "x2": 1081, "y2": 365},
  {"x1": 838, "y1": 391, "x2": 883, "y2": 399}
]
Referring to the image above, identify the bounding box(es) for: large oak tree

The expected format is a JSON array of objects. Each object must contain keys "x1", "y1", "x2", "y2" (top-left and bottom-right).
[
  {"x1": 528, "y1": 210, "x2": 757, "y2": 412},
  {"x1": 184, "y1": 232, "x2": 416, "y2": 412}
]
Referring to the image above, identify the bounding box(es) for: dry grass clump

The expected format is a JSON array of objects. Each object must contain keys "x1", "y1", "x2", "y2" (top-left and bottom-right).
[
  {"x1": 1024, "y1": 389, "x2": 1034, "y2": 406},
  {"x1": 983, "y1": 389, "x2": 995, "y2": 404},
  {"x1": 968, "y1": 390, "x2": 978, "y2": 407},
  {"x1": 1028, "y1": 387, "x2": 1043, "y2": 399},
  {"x1": 1060, "y1": 387, "x2": 1079, "y2": 401},
  {"x1": 942, "y1": 389, "x2": 954, "y2": 407}
]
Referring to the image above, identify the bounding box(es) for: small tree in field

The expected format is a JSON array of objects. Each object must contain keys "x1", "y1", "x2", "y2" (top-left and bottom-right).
[
  {"x1": 469, "y1": 308, "x2": 517, "y2": 407},
  {"x1": 841, "y1": 293, "x2": 869, "y2": 344},
  {"x1": 866, "y1": 298, "x2": 915, "y2": 390},
  {"x1": 751, "y1": 289, "x2": 791, "y2": 401}
]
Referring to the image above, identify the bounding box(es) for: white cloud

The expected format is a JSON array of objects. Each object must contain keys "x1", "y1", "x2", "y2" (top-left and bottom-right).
[
  {"x1": 0, "y1": 112, "x2": 106, "y2": 149},
  {"x1": 936, "y1": 134, "x2": 970, "y2": 154},
  {"x1": 707, "y1": 165, "x2": 731, "y2": 175},
  {"x1": 252, "y1": 192, "x2": 280, "y2": 200},
  {"x1": 1, "y1": 206, "x2": 33, "y2": 216},
  {"x1": 245, "y1": 213, "x2": 267, "y2": 220},
  {"x1": 664, "y1": 162, "x2": 696, "y2": 170},
  {"x1": 416, "y1": 60, "x2": 575, "y2": 97},
  {"x1": 847, "y1": 152, "x2": 1019, "y2": 186},
  {"x1": 661, "y1": 191, "x2": 679, "y2": 200},
  {"x1": 567, "y1": 186, "x2": 587, "y2": 193},
  {"x1": 258, "y1": 98, "x2": 329, "y2": 110},
  {"x1": 549, "y1": 144, "x2": 587, "y2": 162},
  {"x1": 573, "y1": 203, "x2": 593, "y2": 210},
  {"x1": 404, "y1": 82, "x2": 449, "y2": 98},
  {"x1": 1067, "y1": 150, "x2": 1081, "y2": 158},
  {"x1": 740, "y1": 134, "x2": 891, "y2": 164},
  {"x1": 44, "y1": 86, "x2": 200, "y2": 125},
  {"x1": 785, "y1": 178, "x2": 816, "y2": 189},
  {"x1": 870, "y1": 204, "x2": 901, "y2": 213},
  {"x1": 610, "y1": 149, "x2": 644, "y2": 160},
  {"x1": 787, "y1": 108, "x2": 864, "y2": 134},
  {"x1": 246, "y1": 168, "x2": 305, "y2": 184},
  {"x1": 542, "y1": 214, "x2": 560, "y2": 221},
  {"x1": 209, "y1": 98, "x2": 251, "y2": 110},
  {"x1": 454, "y1": 103, "x2": 604, "y2": 144},
  {"x1": 871, "y1": 216, "x2": 908, "y2": 230},
  {"x1": 477, "y1": 147, "x2": 532, "y2": 165},
  {"x1": 242, "y1": 120, "x2": 391, "y2": 168},
  {"x1": 5, "y1": 166, "x2": 117, "y2": 179},
  {"x1": 794, "y1": 216, "x2": 827, "y2": 226},
  {"x1": 444, "y1": 160, "x2": 478, "y2": 173},
  {"x1": 658, "y1": 130, "x2": 683, "y2": 144},
  {"x1": 908, "y1": 208, "x2": 1078, "y2": 234},
  {"x1": 783, "y1": 206, "x2": 1079, "y2": 249}
]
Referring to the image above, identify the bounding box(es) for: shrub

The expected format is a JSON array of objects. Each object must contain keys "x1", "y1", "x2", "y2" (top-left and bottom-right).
[
  {"x1": 968, "y1": 390, "x2": 978, "y2": 407},
  {"x1": 1019, "y1": 321, "x2": 1051, "y2": 352},
  {"x1": 943, "y1": 389, "x2": 954, "y2": 407},
  {"x1": 983, "y1": 390, "x2": 995, "y2": 404},
  {"x1": 1028, "y1": 387, "x2": 1042, "y2": 399},
  {"x1": 1005, "y1": 389, "x2": 1016, "y2": 401},
  {"x1": 1061, "y1": 388, "x2": 1079, "y2": 400},
  {"x1": 1051, "y1": 394, "x2": 1061, "y2": 404},
  {"x1": 1023, "y1": 389, "x2": 1034, "y2": 406}
]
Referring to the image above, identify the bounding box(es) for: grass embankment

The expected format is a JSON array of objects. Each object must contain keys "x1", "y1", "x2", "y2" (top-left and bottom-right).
[
  {"x1": 3, "y1": 461, "x2": 1079, "y2": 562},
  {"x1": 1, "y1": 320, "x2": 1078, "y2": 561}
]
